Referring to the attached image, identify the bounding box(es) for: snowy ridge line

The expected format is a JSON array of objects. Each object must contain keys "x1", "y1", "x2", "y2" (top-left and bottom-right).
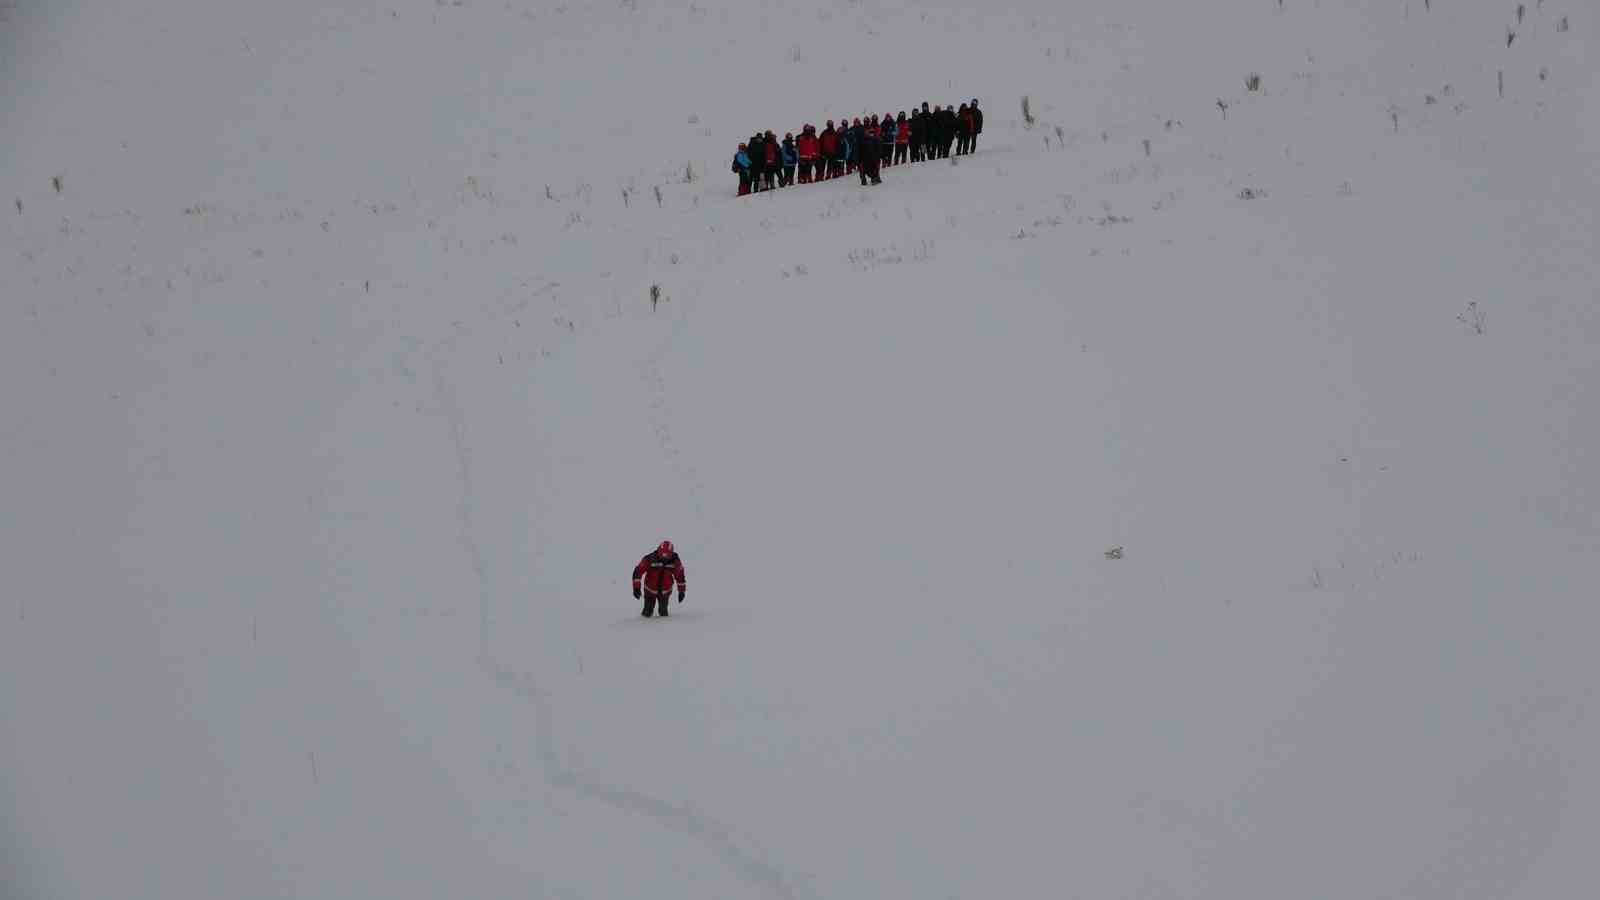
[{"x1": 428, "y1": 284, "x2": 802, "y2": 898}]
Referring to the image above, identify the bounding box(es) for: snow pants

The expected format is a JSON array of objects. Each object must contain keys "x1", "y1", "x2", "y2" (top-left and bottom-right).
[{"x1": 641, "y1": 588, "x2": 673, "y2": 617}]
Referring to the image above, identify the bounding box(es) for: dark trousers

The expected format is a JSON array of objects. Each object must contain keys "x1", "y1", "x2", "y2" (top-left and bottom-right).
[
  {"x1": 970, "y1": 132, "x2": 979, "y2": 152},
  {"x1": 782, "y1": 165, "x2": 795, "y2": 186},
  {"x1": 894, "y1": 144, "x2": 908, "y2": 164},
  {"x1": 641, "y1": 589, "x2": 672, "y2": 617},
  {"x1": 859, "y1": 155, "x2": 880, "y2": 185}
]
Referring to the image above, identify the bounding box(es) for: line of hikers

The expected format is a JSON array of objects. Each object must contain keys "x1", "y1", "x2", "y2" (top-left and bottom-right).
[{"x1": 732, "y1": 100, "x2": 984, "y2": 195}]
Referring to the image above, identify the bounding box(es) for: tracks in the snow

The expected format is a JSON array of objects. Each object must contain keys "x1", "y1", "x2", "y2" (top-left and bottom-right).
[{"x1": 428, "y1": 279, "x2": 805, "y2": 899}]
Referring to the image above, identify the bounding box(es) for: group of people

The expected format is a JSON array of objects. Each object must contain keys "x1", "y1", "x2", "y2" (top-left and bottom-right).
[{"x1": 731, "y1": 99, "x2": 984, "y2": 195}]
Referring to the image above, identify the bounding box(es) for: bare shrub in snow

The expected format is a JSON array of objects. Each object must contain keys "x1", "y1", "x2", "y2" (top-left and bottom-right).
[
  {"x1": 1104, "y1": 546, "x2": 1123, "y2": 560},
  {"x1": 1236, "y1": 187, "x2": 1267, "y2": 200},
  {"x1": 654, "y1": 185, "x2": 663, "y2": 208},
  {"x1": 1457, "y1": 300, "x2": 1486, "y2": 335},
  {"x1": 1021, "y1": 95, "x2": 1035, "y2": 128},
  {"x1": 1556, "y1": 16, "x2": 1568, "y2": 32},
  {"x1": 683, "y1": 161, "x2": 696, "y2": 184},
  {"x1": 650, "y1": 284, "x2": 662, "y2": 310},
  {"x1": 1245, "y1": 73, "x2": 1262, "y2": 92},
  {"x1": 1216, "y1": 98, "x2": 1230, "y2": 120},
  {"x1": 51, "y1": 174, "x2": 63, "y2": 193}
]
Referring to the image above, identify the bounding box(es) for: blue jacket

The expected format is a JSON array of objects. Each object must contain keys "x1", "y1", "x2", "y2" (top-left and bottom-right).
[
  {"x1": 733, "y1": 150, "x2": 751, "y2": 172},
  {"x1": 781, "y1": 142, "x2": 798, "y2": 165}
]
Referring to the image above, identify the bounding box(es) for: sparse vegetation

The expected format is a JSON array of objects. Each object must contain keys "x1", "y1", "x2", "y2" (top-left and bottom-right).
[
  {"x1": 1021, "y1": 95, "x2": 1035, "y2": 128},
  {"x1": 51, "y1": 175, "x2": 63, "y2": 193},
  {"x1": 1457, "y1": 300, "x2": 1486, "y2": 335},
  {"x1": 1245, "y1": 73, "x2": 1262, "y2": 92},
  {"x1": 650, "y1": 284, "x2": 662, "y2": 310}
]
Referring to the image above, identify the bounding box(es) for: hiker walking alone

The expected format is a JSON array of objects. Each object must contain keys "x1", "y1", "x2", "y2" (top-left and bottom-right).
[{"x1": 632, "y1": 540, "x2": 686, "y2": 618}]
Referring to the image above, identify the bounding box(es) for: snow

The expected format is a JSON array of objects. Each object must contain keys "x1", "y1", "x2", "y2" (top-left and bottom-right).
[{"x1": 3, "y1": 0, "x2": 1598, "y2": 897}]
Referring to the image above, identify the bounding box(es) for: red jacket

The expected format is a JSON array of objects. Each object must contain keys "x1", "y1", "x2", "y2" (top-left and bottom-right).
[
  {"x1": 765, "y1": 140, "x2": 780, "y2": 165},
  {"x1": 797, "y1": 132, "x2": 820, "y2": 161},
  {"x1": 895, "y1": 121, "x2": 911, "y2": 144},
  {"x1": 633, "y1": 550, "x2": 686, "y2": 594},
  {"x1": 819, "y1": 128, "x2": 840, "y2": 158}
]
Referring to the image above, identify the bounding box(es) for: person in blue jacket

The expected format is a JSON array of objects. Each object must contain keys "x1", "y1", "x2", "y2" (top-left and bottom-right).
[
  {"x1": 732, "y1": 143, "x2": 753, "y2": 196},
  {"x1": 780, "y1": 133, "x2": 798, "y2": 187}
]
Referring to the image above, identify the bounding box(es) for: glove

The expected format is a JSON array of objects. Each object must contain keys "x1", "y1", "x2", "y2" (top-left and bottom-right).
[
  {"x1": 678, "y1": 589, "x2": 685, "y2": 604},
  {"x1": 633, "y1": 585, "x2": 641, "y2": 599}
]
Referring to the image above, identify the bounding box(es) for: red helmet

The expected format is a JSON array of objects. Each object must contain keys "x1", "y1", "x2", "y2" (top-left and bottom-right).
[{"x1": 658, "y1": 540, "x2": 674, "y2": 555}]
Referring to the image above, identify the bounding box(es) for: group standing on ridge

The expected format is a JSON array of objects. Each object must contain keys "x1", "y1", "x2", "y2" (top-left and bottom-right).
[{"x1": 731, "y1": 100, "x2": 983, "y2": 196}]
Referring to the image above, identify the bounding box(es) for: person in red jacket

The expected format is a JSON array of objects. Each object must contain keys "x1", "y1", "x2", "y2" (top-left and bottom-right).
[
  {"x1": 818, "y1": 121, "x2": 840, "y2": 181},
  {"x1": 796, "y1": 125, "x2": 819, "y2": 184},
  {"x1": 763, "y1": 131, "x2": 780, "y2": 190},
  {"x1": 633, "y1": 540, "x2": 686, "y2": 618}
]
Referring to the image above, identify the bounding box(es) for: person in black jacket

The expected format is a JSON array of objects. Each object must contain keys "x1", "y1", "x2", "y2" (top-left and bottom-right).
[
  {"x1": 909, "y1": 106, "x2": 924, "y2": 163},
  {"x1": 969, "y1": 99, "x2": 984, "y2": 152},
  {"x1": 917, "y1": 103, "x2": 933, "y2": 161},
  {"x1": 748, "y1": 132, "x2": 767, "y2": 192},
  {"x1": 937, "y1": 105, "x2": 957, "y2": 158},
  {"x1": 857, "y1": 118, "x2": 882, "y2": 185}
]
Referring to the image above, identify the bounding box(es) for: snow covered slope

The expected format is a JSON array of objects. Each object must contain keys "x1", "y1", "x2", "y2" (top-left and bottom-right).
[{"x1": 4, "y1": 1, "x2": 1597, "y2": 897}]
